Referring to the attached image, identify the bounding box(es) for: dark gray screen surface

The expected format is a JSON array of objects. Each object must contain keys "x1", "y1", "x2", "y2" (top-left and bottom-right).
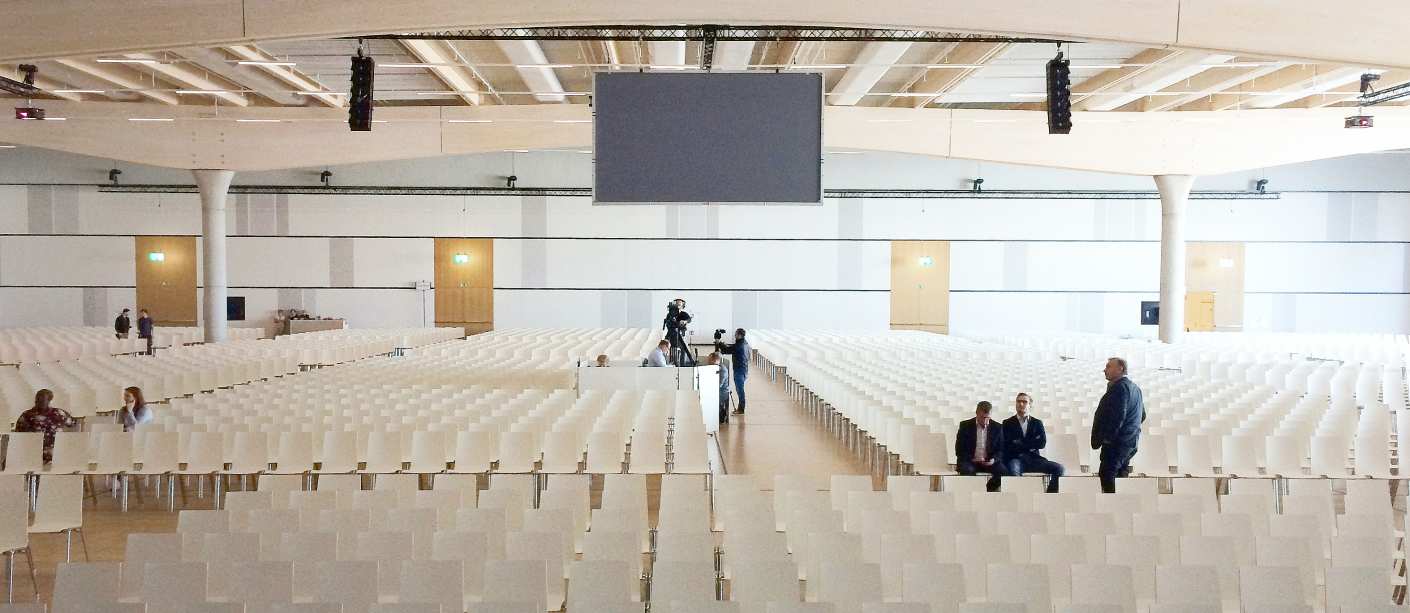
[{"x1": 593, "y1": 72, "x2": 822, "y2": 204}]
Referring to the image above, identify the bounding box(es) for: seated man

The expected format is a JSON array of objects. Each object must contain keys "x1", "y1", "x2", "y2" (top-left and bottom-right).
[
  {"x1": 955, "y1": 401, "x2": 1010, "y2": 492},
  {"x1": 1001, "y1": 392, "x2": 1064, "y2": 493},
  {"x1": 594, "y1": 354, "x2": 610, "y2": 367},
  {"x1": 645, "y1": 340, "x2": 671, "y2": 367}
]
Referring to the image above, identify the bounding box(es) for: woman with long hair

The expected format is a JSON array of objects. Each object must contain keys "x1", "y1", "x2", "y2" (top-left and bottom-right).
[
  {"x1": 13, "y1": 388, "x2": 77, "y2": 463},
  {"x1": 119, "y1": 386, "x2": 153, "y2": 431}
]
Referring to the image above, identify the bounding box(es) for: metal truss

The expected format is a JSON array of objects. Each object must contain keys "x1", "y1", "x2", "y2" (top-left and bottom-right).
[
  {"x1": 99, "y1": 185, "x2": 1278, "y2": 200},
  {"x1": 354, "y1": 26, "x2": 1067, "y2": 44}
]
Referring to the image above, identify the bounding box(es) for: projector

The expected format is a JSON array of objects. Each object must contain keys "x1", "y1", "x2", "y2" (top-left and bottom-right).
[
  {"x1": 14, "y1": 107, "x2": 45, "y2": 120},
  {"x1": 1345, "y1": 114, "x2": 1374, "y2": 129}
]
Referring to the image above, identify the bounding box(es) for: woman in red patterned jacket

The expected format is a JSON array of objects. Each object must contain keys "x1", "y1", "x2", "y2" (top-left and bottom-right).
[{"x1": 13, "y1": 389, "x2": 77, "y2": 464}]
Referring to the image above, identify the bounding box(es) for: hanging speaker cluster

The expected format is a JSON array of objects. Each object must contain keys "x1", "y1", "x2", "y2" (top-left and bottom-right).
[
  {"x1": 1045, "y1": 51, "x2": 1072, "y2": 135},
  {"x1": 349, "y1": 51, "x2": 375, "y2": 132}
]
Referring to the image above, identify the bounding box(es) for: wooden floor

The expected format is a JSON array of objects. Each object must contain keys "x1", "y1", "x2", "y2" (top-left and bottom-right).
[
  {"x1": 715, "y1": 369, "x2": 871, "y2": 487},
  {"x1": 7, "y1": 368, "x2": 862, "y2": 604}
]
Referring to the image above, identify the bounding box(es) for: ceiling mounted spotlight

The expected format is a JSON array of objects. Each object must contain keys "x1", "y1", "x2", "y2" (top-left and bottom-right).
[
  {"x1": 971, "y1": 178, "x2": 984, "y2": 193},
  {"x1": 506, "y1": 175, "x2": 518, "y2": 189},
  {"x1": 108, "y1": 169, "x2": 122, "y2": 186},
  {"x1": 319, "y1": 170, "x2": 333, "y2": 186},
  {"x1": 1254, "y1": 179, "x2": 1268, "y2": 194}
]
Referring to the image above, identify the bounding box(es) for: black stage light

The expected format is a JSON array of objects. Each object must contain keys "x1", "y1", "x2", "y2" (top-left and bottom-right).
[
  {"x1": 1046, "y1": 51, "x2": 1072, "y2": 135},
  {"x1": 1255, "y1": 179, "x2": 1269, "y2": 194},
  {"x1": 349, "y1": 50, "x2": 375, "y2": 132}
]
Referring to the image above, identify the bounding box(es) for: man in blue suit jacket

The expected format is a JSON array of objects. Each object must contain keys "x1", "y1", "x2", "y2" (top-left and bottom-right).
[
  {"x1": 1092, "y1": 357, "x2": 1146, "y2": 493},
  {"x1": 955, "y1": 401, "x2": 1009, "y2": 492},
  {"x1": 1001, "y1": 392, "x2": 1064, "y2": 493}
]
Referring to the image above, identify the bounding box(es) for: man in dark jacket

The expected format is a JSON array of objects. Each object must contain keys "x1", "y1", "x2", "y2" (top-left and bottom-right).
[
  {"x1": 718, "y1": 328, "x2": 750, "y2": 415},
  {"x1": 114, "y1": 308, "x2": 132, "y2": 339},
  {"x1": 1002, "y1": 392, "x2": 1064, "y2": 493},
  {"x1": 1092, "y1": 357, "x2": 1145, "y2": 493},
  {"x1": 955, "y1": 401, "x2": 1009, "y2": 492},
  {"x1": 137, "y1": 309, "x2": 154, "y2": 355}
]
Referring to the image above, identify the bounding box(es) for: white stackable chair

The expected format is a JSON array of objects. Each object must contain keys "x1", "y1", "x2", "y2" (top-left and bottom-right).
[
  {"x1": 28, "y1": 474, "x2": 87, "y2": 562},
  {"x1": 0, "y1": 478, "x2": 37, "y2": 603}
]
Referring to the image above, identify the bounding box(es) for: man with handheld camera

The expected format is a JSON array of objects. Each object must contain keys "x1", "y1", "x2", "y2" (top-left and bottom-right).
[{"x1": 714, "y1": 328, "x2": 751, "y2": 415}]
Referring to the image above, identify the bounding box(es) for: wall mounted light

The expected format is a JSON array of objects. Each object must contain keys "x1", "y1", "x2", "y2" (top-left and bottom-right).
[
  {"x1": 148, "y1": 251, "x2": 166, "y2": 262},
  {"x1": 918, "y1": 255, "x2": 934, "y2": 267},
  {"x1": 452, "y1": 253, "x2": 470, "y2": 265}
]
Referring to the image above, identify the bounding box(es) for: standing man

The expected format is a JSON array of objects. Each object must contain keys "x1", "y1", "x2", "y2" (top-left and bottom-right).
[
  {"x1": 1092, "y1": 357, "x2": 1145, "y2": 493},
  {"x1": 114, "y1": 308, "x2": 132, "y2": 339},
  {"x1": 717, "y1": 328, "x2": 750, "y2": 415},
  {"x1": 1002, "y1": 392, "x2": 1064, "y2": 493},
  {"x1": 137, "y1": 308, "x2": 154, "y2": 355},
  {"x1": 955, "y1": 401, "x2": 1009, "y2": 492}
]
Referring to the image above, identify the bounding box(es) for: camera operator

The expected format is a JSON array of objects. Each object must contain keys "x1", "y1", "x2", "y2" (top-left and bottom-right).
[
  {"x1": 714, "y1": 328, "x2": 751, "y2": 415},
  {"x1": 663, "y1": 298, "x2": 696, "y2": 367}
]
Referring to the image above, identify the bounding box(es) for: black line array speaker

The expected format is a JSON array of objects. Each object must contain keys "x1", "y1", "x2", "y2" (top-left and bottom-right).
[
  {"x1": 1046, "y1": 53, "x2": 1072, "y2": 135},
  {"x1": 349, "y1": 54, "x2": 375, "y2": 132}
]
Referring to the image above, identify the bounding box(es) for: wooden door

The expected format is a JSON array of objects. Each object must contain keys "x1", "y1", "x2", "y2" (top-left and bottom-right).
[
  {"x1": 1185, "y1": 291, "x2": 1216, "y2": 332},
  {"x1": 434, "y1": 238, "x2": 494, "y2": 335},
  {"x1": 134, "y1": 236, "x2": 198, "y2": 326},
  {"x1": 890, "y1": 241, "x2": 950, "y2": 334}
]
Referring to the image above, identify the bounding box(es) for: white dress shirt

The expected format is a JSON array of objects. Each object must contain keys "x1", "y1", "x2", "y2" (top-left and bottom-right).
[
  {"x1": 974, "y1": 421, "x2": 989, "y2": 462},
  {"x1": 647, "y1": 348, "x2": 670, "y2": 367}
]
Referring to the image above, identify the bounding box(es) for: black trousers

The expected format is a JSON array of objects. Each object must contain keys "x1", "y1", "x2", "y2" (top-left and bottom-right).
[
  {"x1": 1098, "y1": 445, "x2": 1137, "y2": 493},
  {"x1": 1006, "y1": 455, "x2": 1064, "y2": 493},
  {"x1": 956, "y1": 459, "x2": 1011, "y2": 492}
]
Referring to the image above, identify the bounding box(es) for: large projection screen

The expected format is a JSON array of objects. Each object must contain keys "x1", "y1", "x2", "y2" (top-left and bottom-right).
[{"x1": 593, "y1": 71, "x2": 823, "y2": 205}]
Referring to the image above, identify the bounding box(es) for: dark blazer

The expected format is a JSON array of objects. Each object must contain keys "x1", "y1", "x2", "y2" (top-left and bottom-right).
[
  {"x1": 1091, "y1": 376, "x2": 1145, "y2": 450},
  {"x1": 137, "y1": 316, "x2": 154, "y2": 339},
  {"x1": 114, "y1": 314, "x2": 131, "y2": 334},
  {"x1": 955, "y1": 417, "x2": 1004, "y2": 464},
  {"x1": 1002, "y1": 415, "x2": 1048, "y2": 459}
]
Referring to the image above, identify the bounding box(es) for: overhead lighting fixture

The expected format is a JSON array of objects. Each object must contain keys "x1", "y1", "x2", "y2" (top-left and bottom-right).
[
  {"x1": 44, "y1": 117, "x2": 66, "y2": 121},
  {"x1": 452, "y1": 253, "x2": 470, "y2": 265},
  {"x1": 795, "y1": 64, "x2": 848, "y2": 69},
  {"x1": 829, "y1": 151, "x2": 864, "y2": 155},
  {"x1": 1009, "y1": 93, "x2": 1047, "y2": 98},
  {"x1": 52, "y1": 89, "x2": 104, "y2": 94},
  {"x1": 505, "y1": 149, "x2": 530, "y2": 153},
  {"x1": 415, "y1": 91, "x2": 463, "y2": 96},
  {"x1": 96, "y1": 58, "x2": 159, "y2": 64},
  {"x1": 518, "y1": 64, "x2": 574, "y2": 69},
  {"x1": 574, "y1": 150, "x2": 592, "y2": 154},
  {"x1": 128, "y1": 117, "x2": 175, "y2": 122},
  {"x1": 380, "y1": 63, "x2": 439, "y2": 69},
  {"x1": 0, "y1": 145, "x2": 15, "y2": 149},
  {"x1": 175, "y1": 89, "x2": 231, "y2": 95},
  {"x1": 296, "y1": 91, "x2": 346, "y2": 96},
  {"x1": 648, "y1": 65, "x2": 693, "y2": 71},
  {"x1": 235, "y1": 118, "x2": 281, "y2": 123},
  {"x1": 14, "y1": 107, "x2": 46, "y2": 120},
  {"x1": 1345, "y1": 114, "x2": 1374, "y2": 129},
  {"x1": 147, "y1": 251, "x2": 166, "y2": 262},
  {"x1": 237, "y1": 60, "x2": 296, "y2": 67},
  {"x1": 447, "y1": 119, "x2": 493, "y2": 123}
]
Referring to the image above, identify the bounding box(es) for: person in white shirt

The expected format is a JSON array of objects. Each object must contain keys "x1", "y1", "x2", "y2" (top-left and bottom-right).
[
  {"x1": 1001, "y1": 392, "x2": 1063, "y2": 493},
  {"x1": 955, "y1": 401, "x2": 1010, "y2": 492},
  {"x1": 645, "y1": 340, "x2": 671, "y2": 367}
]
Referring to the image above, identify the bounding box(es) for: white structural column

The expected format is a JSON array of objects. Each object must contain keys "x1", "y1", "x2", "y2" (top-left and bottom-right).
[
  {"x1": 194, "y1": 169, "x2": 235, "y2": 343},
  {"x1": 1155, "y1": 174, "x2": 1195, "y2": 344}
]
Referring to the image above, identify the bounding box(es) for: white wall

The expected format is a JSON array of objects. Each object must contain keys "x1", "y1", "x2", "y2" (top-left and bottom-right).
[{"x1": 2, "y1": 149, "x2": 1408, "y2": 334}]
